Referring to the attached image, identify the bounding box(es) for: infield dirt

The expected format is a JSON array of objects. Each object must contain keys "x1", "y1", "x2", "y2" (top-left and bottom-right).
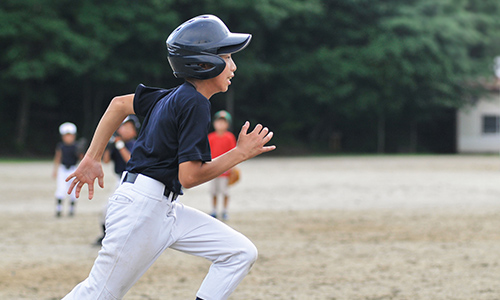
[{"x1": 0, "y1": 155, "x2": 499, "y2": 299}]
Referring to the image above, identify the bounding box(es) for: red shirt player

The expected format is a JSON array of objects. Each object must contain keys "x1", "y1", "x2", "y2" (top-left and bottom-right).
[{"x1": 208, "y1": 110, "x2": 236, "y2": 220}]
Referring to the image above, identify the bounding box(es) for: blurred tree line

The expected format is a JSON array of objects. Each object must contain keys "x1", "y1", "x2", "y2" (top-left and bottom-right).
[{"x1": 1, "y1": 0, "x2": 499, "y2": 156}]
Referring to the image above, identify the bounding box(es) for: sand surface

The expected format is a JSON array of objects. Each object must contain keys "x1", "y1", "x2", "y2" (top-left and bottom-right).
[{"x1": 0, "y1": 155, "x2": 499, "y2": 299}]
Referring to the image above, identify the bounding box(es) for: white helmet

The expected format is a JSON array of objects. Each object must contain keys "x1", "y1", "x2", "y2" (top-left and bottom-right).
[{"x1": 59, "y1": 122, "x2": 77, "y2": 135}]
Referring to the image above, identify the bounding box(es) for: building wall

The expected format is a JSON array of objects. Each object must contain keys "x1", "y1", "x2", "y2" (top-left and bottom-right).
[{"x1": 457, "y1": 92, "x2": 500, "y2": 153}]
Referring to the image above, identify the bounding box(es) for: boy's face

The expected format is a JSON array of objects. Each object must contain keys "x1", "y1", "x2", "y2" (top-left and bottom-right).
[
  {"x1": 117, "y1": 121, "x2": 137, "y2": 141},
  {"x1": 207, "y1": 54, "x2": 237, "y2": 93},
  {"x1": 213, "y1": 118, "x2": 229, "y2": 133},
  {"x1": 62, "y1": 133, "x2": 76, "y2": 144}
]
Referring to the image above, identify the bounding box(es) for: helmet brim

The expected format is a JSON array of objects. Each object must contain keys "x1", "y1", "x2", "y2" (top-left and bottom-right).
[{"x1": 217, "y1": 34, "x2": 252, "y2": 55}]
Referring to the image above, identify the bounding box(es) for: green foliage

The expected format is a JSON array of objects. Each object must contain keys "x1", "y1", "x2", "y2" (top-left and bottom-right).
[{"x1": 0, "y1": 0, "x2": 499, "y2": 155}]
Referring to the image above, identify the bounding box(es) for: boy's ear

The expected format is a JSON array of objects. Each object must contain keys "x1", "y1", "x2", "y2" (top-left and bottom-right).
[{"x1": 199, "y1": 63, "x2": 212, "y2": 70}]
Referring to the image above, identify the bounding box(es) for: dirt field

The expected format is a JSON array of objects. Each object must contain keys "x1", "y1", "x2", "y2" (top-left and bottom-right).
[{"x1": 1, "y1": 155, "x2": 500, "y2": 300}]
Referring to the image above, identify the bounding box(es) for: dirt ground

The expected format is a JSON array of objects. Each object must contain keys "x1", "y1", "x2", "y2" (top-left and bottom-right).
[{"x1": 1, "y1": 155, "x2": 500, "y2": 300}]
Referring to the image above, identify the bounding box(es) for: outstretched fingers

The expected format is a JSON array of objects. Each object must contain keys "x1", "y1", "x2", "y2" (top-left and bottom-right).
[
  {"x1": 262, "y1": 131, "x2": 276, "y2": 151},
  {"x1": 87, "y1": 181, "x2": 95, "y2": 200},
  {"x1": 63, "y1": 156, "x2": 104, "y2": 200},
  {"x1": 252, "y1": 125, "x2": 273, "y2": 145},
  {"x1": 66, "y1": 173, "x2": 78, "y2": 197},
  {"x1": 250, "y1": 123, "x2": 263, "y2": 135},
  {"x1": 238, "y1": 121, "x2": 250, "y2": 140},
  {"x1": 65, "y1": 172, "x2": 98, "y2": 200},
  {"x1": 98, "y1": 175, "x2": 105, "y2": 189},
  {"x1": 259, "y1": 128, "x2": 276, "y2": 153},
  {"x1": 236, "y1": 121, "x2": 277, "y2": 160}
]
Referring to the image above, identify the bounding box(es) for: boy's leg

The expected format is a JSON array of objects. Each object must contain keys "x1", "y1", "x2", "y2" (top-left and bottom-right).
[
  {"x1": 222, "y1": 195, "x2": 230, "y2": 220},
  {"x1": 211, "y1": 195, "x2": 218, "y2": 218},
  {"x1": 67, "y1": 168, "x2": 78, "y2": 217},
  {"x1": 62, "y1": 184, "x2": 175, "y2": 300},
  {"x1": 220, "y1": 177, "x2": 230, "y2": 220},
  {"x1": 223, "y1": 195, "x2": 230, "y2": 210},
  {"x1": 56, "y1": 166, "x2": 78, "y2": 217},
  {"x1": 209, "y1": 179, "x2": 218, "y2": 218},
  {"x1": 69, "y1": 199, "x2": 76, "y2": 216},
  {"x1": 55, "y1": 198, "x2": 62, "y2": 217},
  {"x1": 55, "y1": 165, "x2": 69, "y2": 217},
  {"x1": 170, "y1": 203, "x2": 258, "y2": 300}
]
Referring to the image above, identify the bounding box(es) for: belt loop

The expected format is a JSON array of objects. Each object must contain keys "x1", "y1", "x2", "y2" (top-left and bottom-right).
[
  {"x1": 121, "y1": 172, "x2": 127, "y2": 184},
  {"x1": 165, "y1": 190, "x2": 179, "y2": 202},
  {"x1": 122, "y1": 172, "x2": 138, "y2": 184}
]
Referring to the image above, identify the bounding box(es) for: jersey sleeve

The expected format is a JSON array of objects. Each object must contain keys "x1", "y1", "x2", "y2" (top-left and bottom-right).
[
  {"x1": 177, "y1": 97, "x2": 212, "y2": 164},
  {"x1": 133, "y1": 84, "x2": 175, "y2": 117}
]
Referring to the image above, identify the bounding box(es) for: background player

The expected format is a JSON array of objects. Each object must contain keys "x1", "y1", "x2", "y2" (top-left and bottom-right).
[
  {"x1": 208, "y1": 110, "x2": 237, "y2": 220},
  {"x1": 52, "y1": 122, "x2": 82, "y2": 217},
  {"x1": 62, "y1": 15, "x2": 275, "y2": 300},
  {"x1": 94, "y1": 115, "x2": 140, "y2": 245}
]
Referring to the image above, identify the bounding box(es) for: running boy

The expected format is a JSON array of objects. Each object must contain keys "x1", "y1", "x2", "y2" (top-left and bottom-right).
[
  {"x1": 208, "y1": 110, "x2": 237, "y2": 220},
  {"x1": 52, "y1": 122, "x2": 82, "y2": 217},
  {"x1": 63, "y1": 15, "x2": 275, "y2": 300}
]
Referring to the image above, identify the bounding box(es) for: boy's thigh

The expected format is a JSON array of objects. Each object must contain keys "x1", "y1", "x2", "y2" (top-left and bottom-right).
[
  {"x1": 98, "y1": 190, "x2": 174, "y2": 295},
  {"x1": 170, "y1": 203, "x2": 252, "y2": 260}
]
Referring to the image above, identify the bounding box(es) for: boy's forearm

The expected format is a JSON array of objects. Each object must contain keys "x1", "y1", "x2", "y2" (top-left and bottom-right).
[
  {"x1": 207, "y1": 147, "x2": 246, "y2": 177},
  {"x1": 85, "y1": 95, "x2": 135, "y2": 161},
  {"x1": 179, "y1": 147, "x2": 245, "y2": 188}
]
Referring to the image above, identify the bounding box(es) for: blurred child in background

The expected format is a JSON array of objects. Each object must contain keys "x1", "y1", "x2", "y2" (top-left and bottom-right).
[
  {"x1": 208, "y1": 110, "x2": 236, "y2": 220},
  {"x1": 52, "y1": 122, "x2": 82, "y2": 217}
]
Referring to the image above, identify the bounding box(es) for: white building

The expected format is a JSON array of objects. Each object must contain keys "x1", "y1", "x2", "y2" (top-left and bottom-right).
[{"x1": 457, "y1": 88, "x2": 500, "y2": 153}]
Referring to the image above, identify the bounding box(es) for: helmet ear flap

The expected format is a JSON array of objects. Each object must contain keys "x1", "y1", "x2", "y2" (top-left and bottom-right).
[{"x1": 168, "y1": 53, "x2": 226, "y2": 79}]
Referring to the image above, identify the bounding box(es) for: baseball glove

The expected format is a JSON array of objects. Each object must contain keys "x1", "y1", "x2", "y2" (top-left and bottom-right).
[{"x1": 228, "y1": 167, "x2": 240, "y2": 186}]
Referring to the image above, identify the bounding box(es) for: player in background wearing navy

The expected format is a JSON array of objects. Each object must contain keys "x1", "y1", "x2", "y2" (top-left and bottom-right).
[
  {"x1": 208, "y1": 110, "x2": 237, "y2": 220},
  {"x1": 62, "y1": 15, "x2": 275, "y2": 300},
  {"x1": 52, "y1": 122, "x2": 83, "y2": 217},
  {"x1": 94, "y1": 115, "x2": 140, "y2": 246}
]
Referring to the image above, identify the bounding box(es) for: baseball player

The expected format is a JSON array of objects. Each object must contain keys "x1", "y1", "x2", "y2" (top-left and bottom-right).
[
  {"x1": 52, "y1": 122, "x2": 82, "y2": 217},
  {"x1": 208, "y1": 110, "x2": 237, "y2": 220},
  {"x1": 62, "y1": 15, "x2": 275, "y2": 300},
  {"x1": 94, "y1": 115, "x2": 140, "y2": 246}
]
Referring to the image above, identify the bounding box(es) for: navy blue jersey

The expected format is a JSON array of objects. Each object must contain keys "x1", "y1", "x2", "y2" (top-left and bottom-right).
[
  {"x1": 57, "y1": 142, "x2": 79, "y2": 168},
  {"x1": 110, "y1": 139, "x2": 136, "y2": 175},
  {"x1": 126, "y1": 82, "x2": 212, "y2": 194}
]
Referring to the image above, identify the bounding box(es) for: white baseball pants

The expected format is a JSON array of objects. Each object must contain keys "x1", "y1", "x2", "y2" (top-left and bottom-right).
[
  {"x1": 62, "y1": 173, "x2": 257, "y2": 300},
  {"x1": 209, "y1": 176, "x2": 230, "y2": 197},
  {"x1": 55, "y1": 165, "x2": 77, "y2": 200}
]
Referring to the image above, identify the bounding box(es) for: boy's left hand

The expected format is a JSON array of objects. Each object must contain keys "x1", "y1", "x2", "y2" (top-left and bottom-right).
[
  {"x1": 66, "y1": 155, "x2": 105, "y2": 200},
  {"x1": 236, "y1": 121, "x2": 276, "y2": 160}
]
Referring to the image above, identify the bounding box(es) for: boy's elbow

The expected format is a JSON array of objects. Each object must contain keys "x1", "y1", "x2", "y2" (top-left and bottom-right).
[
  {"x1": 182, "y1": 182, "x2": 196, "y2": 189},
  {"x1": 179, "y1": 175, "x2": 196, "y2": 189},
  {"x1": 110, "y1": 97, "x2": 127, "y2": 112},
  {"x1": 178, "y1": 161, "x2": 203, "y2": 189},
  {"x1": 110, "y1": 94, "x2": 135, "y2": 115}
]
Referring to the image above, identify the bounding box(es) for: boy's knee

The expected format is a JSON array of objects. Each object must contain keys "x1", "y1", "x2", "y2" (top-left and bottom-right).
[{"x1": 240, "y1": 242, "x2": 258, "y2": 267}]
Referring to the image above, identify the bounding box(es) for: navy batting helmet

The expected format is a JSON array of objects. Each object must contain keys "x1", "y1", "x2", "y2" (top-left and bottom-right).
[{"x1": 166, "y1": 15, "x2": 252, "y2": 79}]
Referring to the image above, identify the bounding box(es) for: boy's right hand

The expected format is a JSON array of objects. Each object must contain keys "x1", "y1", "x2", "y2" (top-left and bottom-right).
[
  {"x1": 66, "y1": 155, "x2": 105, "y2": 200},
  {"x1": 236, "y1": 121, "x2": 276, "y2": 160}
]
